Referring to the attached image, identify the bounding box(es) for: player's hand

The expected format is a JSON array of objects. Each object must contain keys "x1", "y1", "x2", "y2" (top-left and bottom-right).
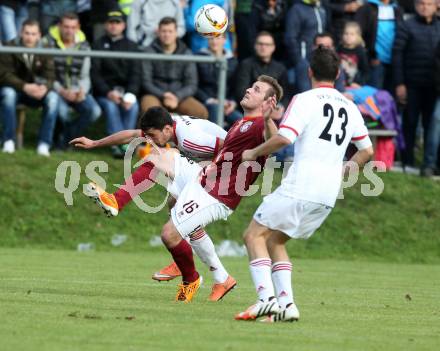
[
  {"x1": 270, "y1": 104, "x2": 285, "y2": 121},
  {"x1": 262, "y1": 95, "x2": 277, "y2": 120},
  {"x1": 69, "y1": 136, "x2": 96, "y2": 149},
  {"x1": 242, "y1": 149, "x2": 257, "y2": 161},
  {"x1": 224, "y1": 100, "x2": 237, "y2": 115}
]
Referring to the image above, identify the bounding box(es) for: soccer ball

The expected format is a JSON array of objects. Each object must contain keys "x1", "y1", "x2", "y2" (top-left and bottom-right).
[{"x1": 194, "y1": 4, "x2": 228, "y2": 38}]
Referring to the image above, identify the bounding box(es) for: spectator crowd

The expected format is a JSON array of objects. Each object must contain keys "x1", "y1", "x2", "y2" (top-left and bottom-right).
[{"x1": 0, "y1": 0, "x2": 440, "y2": 176}]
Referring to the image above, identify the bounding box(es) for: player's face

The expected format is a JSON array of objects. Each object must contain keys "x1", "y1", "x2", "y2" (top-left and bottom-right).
[
  {"x1": 105, "y1": 20, "x2": 126, "y2": 37},
  {"x1": 158, "y1": 23, "x2": 178, "y2": 46},
  {"x1": 144, "y1": 126, "x2": 172, "y2": 147},
  {"x1": 21, "y1": 25, "x2": 41, "y2": 48},
  {"x1": 240, "y1": 81, "x2": 271, "y2": 110},
  {"x1": 59, "y1": 18, "x2": 79, "y2": 43}
]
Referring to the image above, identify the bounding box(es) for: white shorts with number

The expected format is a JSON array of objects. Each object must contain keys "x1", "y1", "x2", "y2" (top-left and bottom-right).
[
  {"x1": 253, "y1": 189, "x2": 332, "y2": 239},
  {"x1": 171, "y1": 180, "x2": 233, "y2": 238}
]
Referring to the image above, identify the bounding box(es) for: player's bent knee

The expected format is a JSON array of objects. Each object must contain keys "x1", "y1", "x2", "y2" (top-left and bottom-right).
[{"x1": 243, "y1": 223, "x2": 264, "y2": 246}]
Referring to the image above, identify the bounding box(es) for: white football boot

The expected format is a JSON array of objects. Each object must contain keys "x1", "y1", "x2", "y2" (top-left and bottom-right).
[{"x1": 260, "y1": 303, "x2": 300, "y2": 323}]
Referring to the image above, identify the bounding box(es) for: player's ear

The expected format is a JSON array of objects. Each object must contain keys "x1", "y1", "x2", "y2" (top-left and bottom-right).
[{"x1": 335, "y1": 68, "x2": 340, "y2": 80}]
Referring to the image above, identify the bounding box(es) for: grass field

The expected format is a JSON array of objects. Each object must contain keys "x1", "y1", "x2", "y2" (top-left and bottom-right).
[{"x1": 0, "y1": 248, "x2": 439, "y2": 351}]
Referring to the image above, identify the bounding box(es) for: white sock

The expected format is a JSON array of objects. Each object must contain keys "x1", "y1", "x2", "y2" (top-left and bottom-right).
[
  {"x1": 190, "y1": 229, "x2": 229, "y2": 283},
  {"x1": 249, "y1": 258, "x2": 274, "y2": 302},
  {"x1": 271, "y1": 261, "x2": 293, "y2": 309}
]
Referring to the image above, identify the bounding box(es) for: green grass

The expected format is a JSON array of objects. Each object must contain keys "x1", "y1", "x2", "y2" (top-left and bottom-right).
[
  {"x1": 0, "y1": 248, "x2": 439, "y2": 351},
  {"x1": 1, "y1": 147, "x2": 440, "y2": 263}
]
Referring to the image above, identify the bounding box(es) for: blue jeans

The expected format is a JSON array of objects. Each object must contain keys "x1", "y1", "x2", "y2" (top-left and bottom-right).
[
  {"x1": 423, "y1": 97, "x2": 440, "y2": 168},
  {"x1": 59, "y1": 94, "x2": 101, "y2": 139},
  {"x1": 368, "y1": 63, "x2": 393, "y2": 94},
  {"x1": 97, "y1": 97, "x2": 139, "y2": 135},
  {"x1": 0, "y1": 4, "x2": 28, "y2": 42},
  {"x1": 0, "y1": 86, "x2": 60, "y2": 145},
  {"x1": 206, "y1": 103, "x2": 243, "y2": 126}
]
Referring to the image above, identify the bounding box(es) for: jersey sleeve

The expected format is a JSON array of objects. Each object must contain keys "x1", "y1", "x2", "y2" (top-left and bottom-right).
[
  {"x1": 278, "y1": 94, "x2": 310, "y2": 143},
  {"x1": 179, "y1": 125, "x2": 221, "y2": 157},
  {"x1": 351, "y1": 109, "x2": 373, "y2": 150}
]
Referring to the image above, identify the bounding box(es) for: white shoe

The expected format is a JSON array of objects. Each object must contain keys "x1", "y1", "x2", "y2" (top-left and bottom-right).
[
  {"x1": 403, "y1": 166, "x2": 419, "y2": 175},
  {"x1": 260, "y1": 303, "x2": 300, "y2": 323},
  {"x1": 84, "y1": 182, "x2": 119, "y2": 217},
  {"x1": 235, "y1": 298, "x2": 280, "y2": 321},
  {"x1": 2, "y1": 140, "x2": 15, "y2": 154},
  {"x1": 37, "y1": 142, "x2": 50, "y2": 157}
]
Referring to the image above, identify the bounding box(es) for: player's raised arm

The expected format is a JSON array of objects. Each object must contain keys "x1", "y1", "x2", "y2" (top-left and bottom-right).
[
  {"x1": 69, "y1": 129, "x2": 142, "y2": 149},
  {"x1": 263, "y1": 96, "x2": 278, "y2": 141},
  {"x1": 242, "y1": 134, "x2": 290, "y2": 161}
]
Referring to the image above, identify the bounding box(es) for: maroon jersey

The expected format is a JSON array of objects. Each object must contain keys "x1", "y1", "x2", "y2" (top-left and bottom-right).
[{"x1": 200, "y1": 116, "x2": 267, "y2": 210}]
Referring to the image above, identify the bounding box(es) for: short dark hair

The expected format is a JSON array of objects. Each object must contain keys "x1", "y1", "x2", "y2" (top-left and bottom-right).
[
  {"x1": 310, "y1": 46, "x2": 340, "y2": 82},
  {"x1": 60, "y1": 12, "x2": 80, "y2": 23},
  {"x1": 257, "y1": 75, "x2": 283, "y2": 103},
  {"x1": 22, "y1": 19, "x2": 41, "y2": 32},
  {"x1": 256, "y1": 31, "x2": 275, "y2": 42},
  {"x1": 139, "y1": 106, "x2": 173, "y2": 131},
  {"x1": 313, "y1": 32, "x2": 334, "y2": 45},
  {"x1": 159, "y1": 17, "x2": 177, "y2": 28}
]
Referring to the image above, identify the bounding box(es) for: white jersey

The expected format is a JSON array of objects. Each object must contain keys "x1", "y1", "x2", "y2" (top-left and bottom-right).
[
  {"x1": 277, "y1": 87, "x2": 372, "y2": 207},
  {"x1": 172, "y1": 115, "x2": 227, "y2": 161}
]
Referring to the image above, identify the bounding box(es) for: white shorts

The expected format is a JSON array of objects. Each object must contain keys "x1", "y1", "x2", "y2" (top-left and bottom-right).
[
  {"x1": 167, "y1": 154, "x2": 202, "y2": 199},
  {"x1": 171, "y1": 180, "x2": 233, "y2": 238},
  {"x1": 253, "y1": 189, "x2": 331, "y2": 239}
]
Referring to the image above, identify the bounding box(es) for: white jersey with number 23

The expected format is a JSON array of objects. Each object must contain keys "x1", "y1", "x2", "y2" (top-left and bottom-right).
[{"x1": 277, "y1": 86, "x2": 372, "y2": 207}]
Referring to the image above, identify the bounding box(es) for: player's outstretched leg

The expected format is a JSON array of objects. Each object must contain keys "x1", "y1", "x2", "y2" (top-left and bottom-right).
[
  {"x1": 84, "y1": 182, "x2": 119, "y2": 217},
  {"x1": 83, "y1": 161, "x2": 158, "y2": 217},
  {"x1": 113, "y1": 161, "x2": 158, "y2": 211},
  {"x1": 162, "y1": 220, "x2": 202, "y2": 302}
]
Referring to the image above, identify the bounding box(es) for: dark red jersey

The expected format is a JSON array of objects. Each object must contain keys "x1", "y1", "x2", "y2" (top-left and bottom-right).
[{"x1": 200, "y1": 116, "x2": 267, "y2": 210}]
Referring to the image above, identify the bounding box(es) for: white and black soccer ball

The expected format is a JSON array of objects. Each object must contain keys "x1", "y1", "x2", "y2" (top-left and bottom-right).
[{"x1": 194, "y1": 4, "x2": 228, "y2": 38}]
